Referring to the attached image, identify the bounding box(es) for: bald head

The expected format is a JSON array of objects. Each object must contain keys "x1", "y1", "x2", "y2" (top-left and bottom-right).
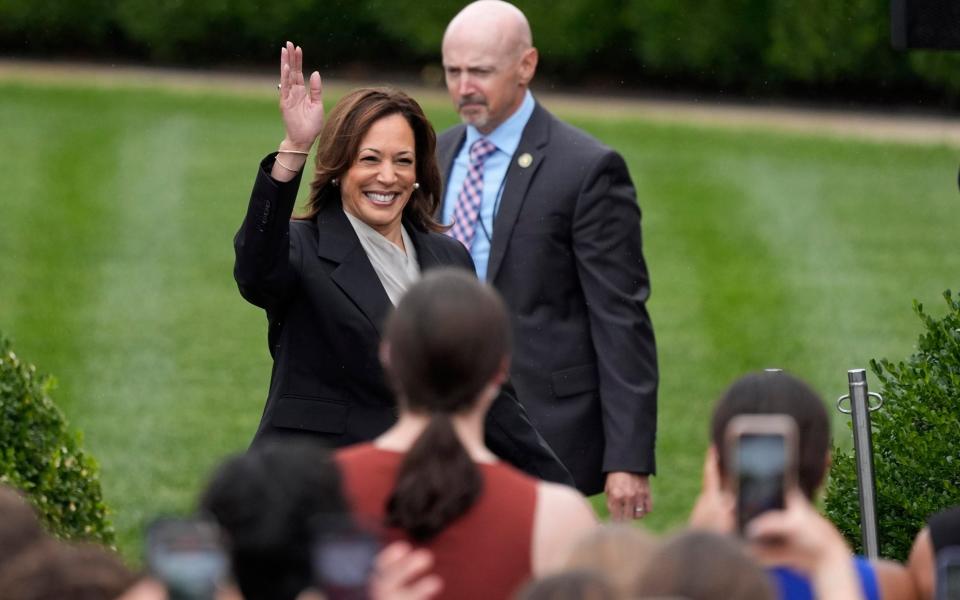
[
  {"x1": 442, "y1": 0, "x2": 538, "y2": 134},
  {"x1": 444, "y1": 0, "x2": 532, "y2": 58}
]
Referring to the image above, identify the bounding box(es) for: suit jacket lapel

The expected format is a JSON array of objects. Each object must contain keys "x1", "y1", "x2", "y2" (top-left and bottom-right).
[
  {"x1": 486, "y1": 103, "x2": 550, "y2": 283},
  {"x1": 408, "y1": 225, "x2": 443, "y2": 272},
  {"x1": 438, "y1": 126, "x2": 467, "y2": 198},
  {"x1": 315, "y1": 201, "x2": 392, "y2": 338}
]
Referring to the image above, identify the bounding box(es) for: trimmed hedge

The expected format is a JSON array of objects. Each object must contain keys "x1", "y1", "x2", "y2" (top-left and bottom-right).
[
  {"x1": 0, "y1": 335, "x2": 114, "y2": 544},
  {"x1": 111, "y1": 0, "x2": 387, "y2": 66},
  {"x1": 0, "y1": 0, "x2": 958, "y2": 102},
  {"x1": 825, "y1": 291, "x2": 960, "y2": 560},
  {"x1": 0, "y1": 0, "x2": 118, "y2": 54},
  {"x1": 624, "y1": 0, "x2": 773, "y2": 85},
  {"x1": 765, "y1": 0, "x2": 899, "y2": 83}
]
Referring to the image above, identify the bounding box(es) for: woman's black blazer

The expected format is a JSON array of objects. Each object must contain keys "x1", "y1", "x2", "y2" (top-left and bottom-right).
[{"x1": 234, "y1": 156, "x2": 571, "y2": 484}]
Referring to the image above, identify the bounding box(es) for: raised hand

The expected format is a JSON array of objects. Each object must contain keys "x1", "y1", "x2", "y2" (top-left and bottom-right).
[{"x1": 278, "y1": 41, "x2": 324, "y2": 152}]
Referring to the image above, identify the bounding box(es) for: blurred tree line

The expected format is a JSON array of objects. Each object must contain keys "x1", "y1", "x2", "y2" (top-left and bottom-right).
[{"x1": 2, "y1": 0, "x2": 959, "y2": 103}]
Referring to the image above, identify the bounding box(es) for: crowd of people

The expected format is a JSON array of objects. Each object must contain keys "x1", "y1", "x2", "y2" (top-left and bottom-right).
[
  {"x1": 2, "y1": 351, "x2": 959, "y2": 599},
  {"x1": 2, "y1": 1, "x2": 957, "y2": 599}
]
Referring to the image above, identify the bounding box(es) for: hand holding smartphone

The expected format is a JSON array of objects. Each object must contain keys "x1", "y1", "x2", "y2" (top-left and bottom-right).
[
  {"x1": 311, "y1": 515, "x2": 380, "y2": 600},
  {"x1": 937, "y1": 546, "x2": 960, "y2": 600},
  {"x1": 146, "y1": 517, "x2": 228, "y2": 600},
  {"x1": 725, "y1": 414, "x2": 799, "y2": 535}
]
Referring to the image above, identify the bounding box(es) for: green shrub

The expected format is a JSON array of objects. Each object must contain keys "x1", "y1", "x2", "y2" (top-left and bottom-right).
[
  {"x1": 825, "y1": 291, "x2": 960, "y2": 560},
  {"x1": 909, "y1": 52, "x2": 960, "y2": 98},
  {"x1": 364, "y1": 0, "x2": 460, "y2": 59},
  {"x1": 765, "y1": 0, "x2": 901, "y2": 83},
  {"x1": 0, "y1": 0, "x2": 120, "y2": 54},
  {"x1": 0, "y1": 335, "x2": 114, "y2": 544},
  {"x1": 624, "y1": 0, "x2": 773, "y2": 85},
  {"x1": 516, "y1": 0, "x2": 629, "y2": 74},
  {"x1": 2, "y1": 0, "x2": 960, "y2": 103},
  {"x1": 113, "y1": 0, "x2": 387, "y2": 66},
  {"x1": 365, "y1": 0, "x2": 631, "y2": 78}
]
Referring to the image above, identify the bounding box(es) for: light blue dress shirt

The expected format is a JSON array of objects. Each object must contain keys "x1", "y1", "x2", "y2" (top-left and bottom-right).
[{"x1": 442, "y1": 90, "x2": 536, "y2": 281}]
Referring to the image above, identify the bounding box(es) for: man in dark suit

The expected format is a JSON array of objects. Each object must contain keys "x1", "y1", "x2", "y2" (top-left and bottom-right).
[{"x1": 438, "y1": 0, "x2": 659, "y2": 519}]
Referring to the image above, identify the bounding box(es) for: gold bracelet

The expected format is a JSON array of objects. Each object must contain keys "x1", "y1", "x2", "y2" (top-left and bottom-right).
[
  {"x1": 277, "y1": 149, "x2": 309, "y2": 155},
  {"x1": 274, "y1": 155, "x2": 300, "y2": 172}
]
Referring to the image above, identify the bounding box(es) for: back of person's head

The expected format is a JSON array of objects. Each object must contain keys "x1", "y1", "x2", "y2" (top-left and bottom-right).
[
  {"x1": 637, "y1": 530, "x2": 775, "y2": 600},
  {"x1": 384, "y1": 268, "x2": 511, "y2": 414},
  {"x1": 563, "y1": 524, "x2": 658, "y2": 598},
  {"x1": 514, "y1": 570, "x2": 619, "y2": 600},
  {"x1": 710, "y1": 370, "x2": 830, "y2": 499},
  {"x1": 0, "y1": 485, "x2": 46, "y2": 565},
  {"x1": 381, "y1": 268, "x2": 511, "y2": 542},
  {"x1": 199, "y1": 438, "x2": 349, "y2": 600},
  {"x1": 0, "y1": 539, "x2": 136, "y2": 600}
]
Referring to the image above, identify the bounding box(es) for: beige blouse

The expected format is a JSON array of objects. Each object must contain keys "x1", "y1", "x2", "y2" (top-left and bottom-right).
[{"x1": 344, "y1": 212, "x2": 420, "y2": 305}]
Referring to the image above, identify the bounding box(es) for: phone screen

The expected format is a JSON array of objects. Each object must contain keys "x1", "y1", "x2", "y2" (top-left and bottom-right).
[
  {"x1": 736, "y1": 433, "x2": 786, "y2": 532},
  {"x1": 937, "y1": 547, "x2": 960, "y2": 600},
  {"x1": 146, "y1": 518, "x2": 228, "y2": 600},
  {"x1": 945, "y1": 565, "x2": 960, "y2": 600},
  {"x1": 312, "y1": 529, "x2": 380, "y2": 600}
]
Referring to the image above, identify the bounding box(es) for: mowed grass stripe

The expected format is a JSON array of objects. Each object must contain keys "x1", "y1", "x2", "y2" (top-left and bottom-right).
[
  {"x1": 0, "y1": 89, "x2": 124, "y2": 418},
  {"x1": 2, "y1": 82, "x2": 959, "y2": 558},
  {"x1": 82, "y1": 115, "x2": 200, "y2": 553},
  {"x1": 0, "y1": 85, "x2": 277, "y2": 555},
  {"x1": 622, "y1": 125, "x2": 805, "y2": 527},
  {"x1": 0, "y1": 89, "x2": 136, "y2": 352},
  {"x1": 69, "y1": 93, "x2": 292, "y2": 554}
]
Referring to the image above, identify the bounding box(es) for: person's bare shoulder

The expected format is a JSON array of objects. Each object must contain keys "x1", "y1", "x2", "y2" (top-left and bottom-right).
[
  {"x1": 531, "y1": 481, "x2": 598, "y2": 575},
  {"x1": 538, "y1": 481, "x2": 596, "y2": 521},
  {"x1": 875, "y1": 557, "x2": 920, "y2": 600}
]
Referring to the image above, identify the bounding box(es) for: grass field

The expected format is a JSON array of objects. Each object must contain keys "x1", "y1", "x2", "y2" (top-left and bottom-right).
[{"x1": 1, "y1": 79, "x2": 958, "y2": 561}]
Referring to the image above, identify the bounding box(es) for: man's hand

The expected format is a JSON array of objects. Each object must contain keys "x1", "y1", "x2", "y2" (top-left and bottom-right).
[{"x1": 605, "y1": 471, "x2": 652, "y2": 521}]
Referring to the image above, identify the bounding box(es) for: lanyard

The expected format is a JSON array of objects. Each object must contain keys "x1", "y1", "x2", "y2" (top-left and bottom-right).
[{"x1": 476, "y1": 165, "x2": 509, "y2": 244}]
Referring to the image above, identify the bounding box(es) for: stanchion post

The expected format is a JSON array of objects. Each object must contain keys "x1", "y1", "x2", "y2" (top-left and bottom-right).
[{"x1": 837, "y1": 368, "x2": 883, "y2": 559}]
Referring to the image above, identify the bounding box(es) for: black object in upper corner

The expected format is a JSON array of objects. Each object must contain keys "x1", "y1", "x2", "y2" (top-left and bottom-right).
[{"x1": 891, "y1": 0, "x2": 960, "y2": 50}]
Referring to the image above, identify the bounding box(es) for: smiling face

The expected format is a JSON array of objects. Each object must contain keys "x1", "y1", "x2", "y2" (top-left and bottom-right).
[{"x1": 339, "y1": 113, "x2": 417, "y2": 243}]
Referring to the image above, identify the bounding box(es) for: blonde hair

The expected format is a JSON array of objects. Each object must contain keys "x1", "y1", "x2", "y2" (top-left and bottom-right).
[{"x1": 563, "y1": 524, "x2": 658, "y2": 598}]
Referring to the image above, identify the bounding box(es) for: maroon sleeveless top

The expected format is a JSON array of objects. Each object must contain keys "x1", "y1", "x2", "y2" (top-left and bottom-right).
[{"x1": 336, "y1": 443, "x2": 538, "y2": 600}]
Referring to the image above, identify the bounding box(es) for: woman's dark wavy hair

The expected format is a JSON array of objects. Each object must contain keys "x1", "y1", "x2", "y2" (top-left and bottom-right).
[
  {"x1": 381, "y1": 269, "x2": 511, "y2": 542},
  {"x1": 296, "y1": 87, "x2": 445, "y2": 232}
]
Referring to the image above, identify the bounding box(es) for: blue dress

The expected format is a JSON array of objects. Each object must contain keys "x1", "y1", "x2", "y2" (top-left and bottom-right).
[{"x1": 770, "y1": 556, "x2": 879, "y2": 600}]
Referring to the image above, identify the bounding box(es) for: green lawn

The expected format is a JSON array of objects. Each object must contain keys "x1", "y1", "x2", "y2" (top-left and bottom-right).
[{"x1": 1, "y1": 80, "x2": 957, "y2": 561}]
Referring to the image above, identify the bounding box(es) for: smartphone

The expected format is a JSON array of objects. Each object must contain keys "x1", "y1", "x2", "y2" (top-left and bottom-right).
[
  {"x1": 311, "y1": 516, "x2": 381, "y2": 600},
  {"x1": 725, "y1": 414, "x2": 798, "y2": 534},
  {"x1": 146, "y1": 517, "x2": 229, "y2": 600},
  {"x1": 937, "y1": 546, "x2": 960, "y2": 600}
]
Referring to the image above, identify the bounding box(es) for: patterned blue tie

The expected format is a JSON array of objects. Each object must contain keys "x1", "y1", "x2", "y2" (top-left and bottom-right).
[{"x1": 449, "y1": 138, "x2": 497, "y2": 248}]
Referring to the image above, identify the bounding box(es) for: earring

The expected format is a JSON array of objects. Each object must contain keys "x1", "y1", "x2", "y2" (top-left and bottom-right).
[
  {"x1": 331, "y1": 178, "x2": 339, "y2": 187},
  {"x1": 413, "y1": 182, "x2": 420, "y2": 190}
]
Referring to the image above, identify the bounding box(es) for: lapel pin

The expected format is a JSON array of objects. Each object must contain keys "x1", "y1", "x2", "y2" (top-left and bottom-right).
[{"x1": 517, "y1": 153, "x2": 533, "y2": 168}]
